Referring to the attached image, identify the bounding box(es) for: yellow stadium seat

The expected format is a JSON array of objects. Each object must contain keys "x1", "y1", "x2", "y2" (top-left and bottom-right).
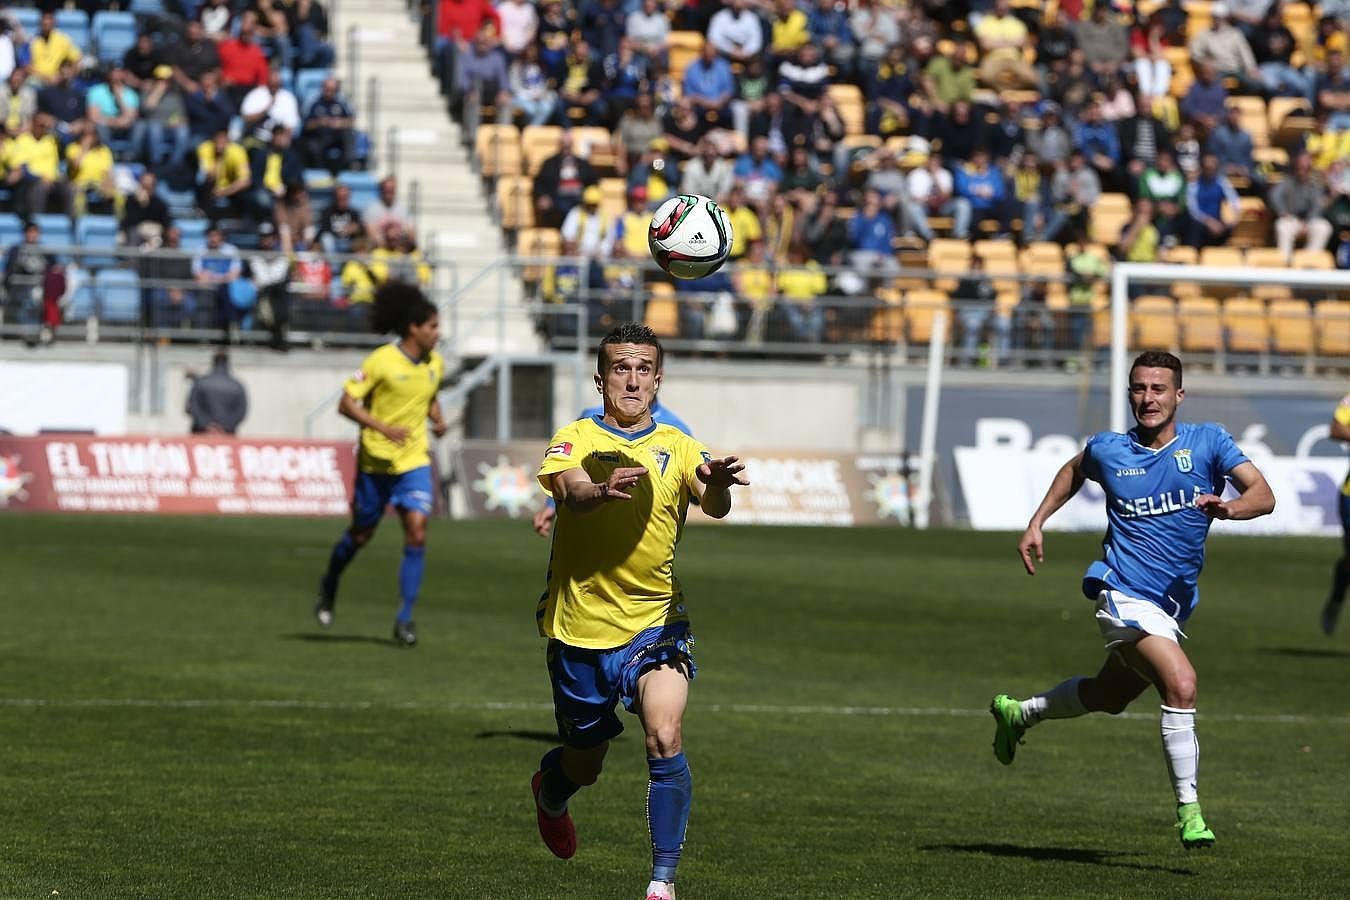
[
  {"x1": 522, "y1": 125, "x2": 564, "y2": 176},
  {"x1": 1245, "y1": 247, "x2": 1286, "y2": 269},
  {"x1": 828, "y1": 84, "x2": 865, "y2": 136},
  {"x1": 496, "y1": 175, "x2": 535, "y2": 229},
  {"x1": 668, "y1": 31, "x2": 703, "y2": 83},
  {"x1": 475, "y1": 124, "x2": 521, "y2": 178},
  {"x1": 868, "y1": 288, "x2": 904, "y2": 343},
  {"x1": 1160, "y1": 245, "x2": 1197, "y2": 266},
  {"x1": 517, "y1": 227, "x2": 561, "y2": 284},
  {"x1": 1292, "y1": 249, "x2": 1334, "y2": 270},
  {"x1": 973, "y1": 239, "x2": 1016, "y2": 264},
  {"x1": 1223, "y1": 297, "x2": 1269, "y2": 354},
  {"x1": 570, "y1": 126, "x2": 617, "y2": 171},
  {"x1": 1314, "y1": 302, "x2": 1350, "y2": 356},
  {"x1": 598, "y1": 177, "x2": 627, "y2": 220},
  {"x1": 1180, "y1": 296, "x2": 1222, "y2": 352},
  {"x1": 1132, "y1": 295, "x2": 1179, "y2": 350},
  {"x1": 1232, "y1": 197, "x2": 1269, "y2": 247},
  {"x1": 1268, "y1": 298, "x2": 1313, "y2": 355},
  {"x1": 1227, "y1": 96, "x2": 1269, "y2": 148},
  {"x1": 1199, "y1": 246, "x2": 1245, "y2": 268},
  {"x1": 905, "y1": 289, "x2": 950, "y2": 344}
]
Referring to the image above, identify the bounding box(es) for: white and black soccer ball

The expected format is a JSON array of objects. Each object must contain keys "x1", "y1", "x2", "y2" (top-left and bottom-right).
[{"x1": 647, "y1": 194, "x2": 734, "y2": 280}]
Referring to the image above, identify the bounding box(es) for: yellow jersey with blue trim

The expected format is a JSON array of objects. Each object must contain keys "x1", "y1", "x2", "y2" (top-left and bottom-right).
[
  {"x1": 536, "y1": 416, "x2": 711, "y2": 649},
  {"x1": 1337, "y1": 393, "x2": 1350, "y2": 496},
  {"x1": 343, "y1": 343, "x2": 444, "y2": 475}
]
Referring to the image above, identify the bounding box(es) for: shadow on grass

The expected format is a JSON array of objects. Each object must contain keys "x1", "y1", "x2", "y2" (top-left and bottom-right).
[
  {"x1": 475, "y1": 729, "x2": 561, "y2": 743},
  {"x1": 921, "y1": 843, "x2": 1197, "y2": 876},
  {"x1": 1257, "y1": 646, "x2": 1350, "y2": 660},
  {"x1": 279, "y1": 632, "x2": 403, "y2": 649}
]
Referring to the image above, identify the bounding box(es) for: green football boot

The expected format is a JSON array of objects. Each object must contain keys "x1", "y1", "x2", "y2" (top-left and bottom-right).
[
  {"x1": 1176, "y1": 802, "x2": 1216, "y2": 849},
  {"x1": 989, "y1": 694, "x2": 1026, "y2": 765}
]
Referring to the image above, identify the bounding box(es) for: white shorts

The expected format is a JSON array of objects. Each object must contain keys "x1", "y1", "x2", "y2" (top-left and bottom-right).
[{"x1": 1094, "y1": 590, "x2": 1188, "y2": 649}]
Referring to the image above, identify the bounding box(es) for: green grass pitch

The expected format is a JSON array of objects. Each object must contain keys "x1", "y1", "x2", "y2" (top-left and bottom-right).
[{"x1": 1, "y1": 515, "x2": 1348, "y2": 898}]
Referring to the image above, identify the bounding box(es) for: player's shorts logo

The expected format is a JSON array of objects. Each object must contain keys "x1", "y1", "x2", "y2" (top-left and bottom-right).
[{"x1": 1173, "y1": 448, "x2": 1193, "y2": 473}]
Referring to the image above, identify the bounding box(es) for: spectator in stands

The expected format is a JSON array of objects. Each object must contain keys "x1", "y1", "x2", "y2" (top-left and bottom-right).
[
  {"x1": 493, "y1": 0, "x2": 538, "y2": 59},
  {"x1": 250, "y1": 0, "x2": 294, "y2": 72},
  {"x1": 143, "y1": 225, "x2": 197, "y2": 327},
  {"x1": 141, "y1": 65, "x2": 191, "y2": 168},
  {"x1": 1074, "y1": 100, "x2": 1122, "y2": 188},
  {"x1": 339, "y1": 233, "x2": 377, "y2": 312},
  {"x1": 933, "y1": 100, "x2": 979, "y2": 170},
  {"x1": 954, "y1": 146, "x2": 1013, "y2": 239},
  {"x1": 300, "y1": 77, "x2": 354, "y2": 172},
  {"x1": 192, "y1": 223, "x2": 241, "y2": 320},
  {"x1": 1272, "y1": 151, "x2": 1334, "y2": 262},
  {"x1": 1190, "y1": 3, "x2": 1265, "y2": 97},
  {"x1": 782, "y1": 142, "x2": 824, "y2": 203},
  {"x1": 186, "y1": 70, "x2": 236, "y2": 150},
  {"x1": 1316, "y1": 49, "x2": 1350, "y2": 130},
  {"x1": 1014, "y1": 151, "x2": 1046, "y2": 244},
  {"x1": 1252, "y1": 6, "x2": 1312, "y2": 100},
  {"x1": 800, "y1": 189, "x2": 849, "y2": 265},
  {"x1": 923, "y1": 38, "x2": 976, "y2": 118},
  {"x1": 735, "y1": 238, "x2": 775, "y2": 343},
  {"x1": 614, "y1": 90, "x2": 662, "y2": 171},
  {"x1": 371, "y1": 222, "x2": 432, "y2": 287},
  {"x1": 680, "y1": 137, "x2": 734, "y2": 202},
  {"x1": 903, "y1": 150, "x2": 960, "y2": 240},
  {"x1": 600, "y1": 36, "x2": 649, "y2": 126},
  {"x1": 1119, "y1": 90, "x2": 1172, "y2": 180},
  {"x1": 220, "y1": 12, "x2": 272, "y2": 104},
  {"x1": 1, "y1": 66, "x2": 37, "y2": 136},
  {"x1": 557, "y1": 37, "x2": 608, "y2": 126},
  {"x1": 196, "y1": 129, "x2": 253, "y2": 220},
  {"x1": 775, "y1": 241, "x2": 827, "y2": 343},
  {"x1": 1098, "y1": 73, "x2": 1137, "y2": 123},
  {"x1": 723, "y1": 183, "x2": 762, "y2": 261},
  {"x1": 29, "y1": 11, "x2": 82, "y2": 86},
  {"x1": 1050, "y1": 48, "x2": 1098, "y2": 119},
  {"x1": 1028, "y1": 102, "x2": 1073, "y2": 166},
  {"x1": 762, "y1": 190, "x2": 797, "y2": 261},
  {"x1": 975, "y1": 0, "x2": 1038, "y2": 90},
  {"x1": 363, "y1": 176, "x2": 416, "y2": 242},
  {"x1": 1139, "y1": 148, "x2": 1187, "y2": 243},
  {"x1": 624, "y1": 138, "x2": 674, "y2": 203},
  {"x1": 285, "y1": 0, "x2": 336, "y2": 70},
  {"x1": 610, "y1": 184, "x2": 651, "y2": 260},
  {"x1": 0, "y1": 15, "x2": 22, "y2": 86},
  {"x1": 86, "y1": 67, "x2": 144, "y2": 161},
  {"x1": 1040, "y1": 7, "x2": 1080, "y2": 77},
  {"x1": 1074, "y1": 1, "x2": 1129, "y2": 78},
  {"x1": 1174, "y1": 120, "x2": 1203, "y2": 176},
  {"x1": 317, "y1": 183, "x2": 363, "y2": 254},
  {"x1": 536, "y1": 0, "x2": 570, "y2": 79},
  {"x1": 734, "y1": 135, "x2": 784, "y2": 205},
  {"x1": 860, "y1": 145, "x2": 904, "y2": 210},
  {"x1": 1206, "y1": 103, "x2": 1258, "y2": 186},
  {"x1": 625, "y1": 0, "x2": 669, "y2": 68},
  {"x1": 851, "y1": 0, "x2": 900, "y2": 82},
  {"x1": 66, "y1": 127, "x2": 117, "y2": 216},
  {"x1": 747, "y1": 90, "x2": 791, "y2": 158},
  {"x1": 122, "y1": 170, "x2": 171, "y2": 246},
  {"x1": 707, "y1": 0, "x2": 763, "y2": 66},
  {"x1": 507, "y1": 43, "x2": 557, "y2": 127},
  {"x1": 456, "y1": 23, "x2": 512, "y2": 120},
  {"x1": 769, "y1": 0, "x2": 811, "y2": 69},
  {"x1": 808, "y1": 0, "x2": 857, "y2": 81},
  {"x1": 954, "y1": 256, "x2": 1009, "y2": 368},
  {"x1": 664, "y1": 97, "x2": 709, "y2": 162},
  {"x1": 249, "y1": 124, "x2": 303, "y2": 223},
  {"x1": 1064, "y1": 244, "x2": 1106, "y2": 351},
  {"x1": 123, "y1": 33, "x2": 161, "y2": 92},
  {"x1": 245, "y1": 222, "x2": 292, "y2": 349},
  {"x1": 436, "y1": 0, "x2": 500, "y2": 96},
  {"x1": 535, "y1": 131, "x2": 596, "y2": 228},
  {"x1": 581, "y1": 0, "x2": 627, "y2": 61},
  {"x1": 1040, "y1": 149, "x2": 1100, "y2": 243},
  {"x1": 778, "y1": 42, "x2": 831, "y2": 138},
  {"x1": 1129, "y1": 13, "x2": 1172, "y2": 100},
  {"x1": 985, "y1": 97, "x2": 1029, "y2": 162},
  {"x1": 1182, "y1": 61, "x2": 1228, "y2": 134},
  {"x1": 3, "y1": 222, "x2": 52, "y2": 325},
  {"x1": 866, "y1": 45, "x2": 920, "y2": 140},
  {"x1": 560, "y1": 184, "x2": 614, "y2": 258},
  {"x1": 241, "y1": 67, "x2": 301, "y2": 150},
  {"x1": 4, "y1": 113, "x2": 71, "y2": 219},
  {"x1": 1185, "y1": 152, "x2": 1241, "y2": 248},
  {"x1": 1151, "y1": 0, "x2": 1190, "y2": 45},
  {"x1": 1117, "y1": 197, "x2": 1161, "y2": 268},
  {"x1": 199, "y1": 0, "x2": 236, "y2": 43},
  {"x1": 848, "y1": 188, "x2": 900, "y2": 278},
  {"x1": 170, "y1": 21, "x2": 221, "y2": 91},
  {"x1": 187, "y1": 352, "x2": 248, "y2": 435},
  {"x1": 36, "y1": 61, "x2": 86, "y2": 137},
  {"x1": 682, "y1": 40, "x2": 735, "y2": 130}
]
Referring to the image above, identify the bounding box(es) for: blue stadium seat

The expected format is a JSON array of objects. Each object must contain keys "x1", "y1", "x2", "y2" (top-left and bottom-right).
[
  {"x1": 11, "y1": 8, "x2": 40, "y2": 36},
  {"x1": 76, "y1": 215, "x2": 119, "y2": 268},
  {"x1": 67, "y1": 282, "x2": 96, "y2": 322},
  {"x1": 95, "y1": 268, "x2": 141, "y2": 323},
  {"x1": 54, "y1": 10, "x2": 91, "y2": 54},
  {"x1": 35, "y1": 214, "x2": 73, "y2": 260},
  {"x1": 0, "y1": 212, "x2": 24, "y2": 248},
  {"x1": 304, "y1": 168, "x2": 336, "y2": 208},
  {"x1": 92, "y1": 12, "x2": 138, "y2": 66},
  {"x1": 295, "y1": 68, "x2": 332, "y2": 107},
  {"x1": 129, "y1": 0, "x2": 165, "y2": 15},
  {"x1": 176, "y1": 217, "x2": 208, "y2": 250},
  {"x1": 338, "y1": 171, "x2": 379, "y2": 213},
  {"x1": 155, "y1": 182, "x2": 197, "y2": 219}
]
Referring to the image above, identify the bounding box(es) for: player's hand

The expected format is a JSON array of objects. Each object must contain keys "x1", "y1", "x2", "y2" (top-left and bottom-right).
[
  {"x1": 430, "y1": 420, "x2": 449, "y2": 439},
  {"x1": 532, "y1": 504, "x2": 556, "y2": 536},
  {"x1": 1018, "y1": 523, "x2": 1044, "y2": 576},
  {"x1": 1195, "y1": 494, "x2": 1231, "y2": 520},
  {"x1": 603, "y1": 466, "x2": 648, "y2": 501},
  {"x1": 696, "y1": 455, "x2": 749, "y2": 488},
  {"x1": 382, "y1": 424, "x2": 411, "y2": 445}
]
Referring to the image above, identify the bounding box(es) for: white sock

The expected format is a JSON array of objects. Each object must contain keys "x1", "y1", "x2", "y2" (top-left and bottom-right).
[
  {"x1": 1160, "y1": 705, "x2": 1199, "y2": 805},
  {"x1": 1019, "y1": 677, "x2": 1088, "y2": 727}
]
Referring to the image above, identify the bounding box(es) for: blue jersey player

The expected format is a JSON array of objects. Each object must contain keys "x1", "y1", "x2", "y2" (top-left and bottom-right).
[{"x1": 989, "y1": 351, "x2": 1275, "y2": 849}]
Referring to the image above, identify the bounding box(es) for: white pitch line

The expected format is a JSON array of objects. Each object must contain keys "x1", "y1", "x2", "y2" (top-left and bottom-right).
[{"x1": 1, "y1": 697, "x2": 1349, "y2": 726}]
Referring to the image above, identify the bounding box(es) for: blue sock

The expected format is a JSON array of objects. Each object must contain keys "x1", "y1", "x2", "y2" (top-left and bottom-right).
[
  {"x1": 397, "y1": 545, "x2": 425, "y2": 623},
  {"x1": 647, "y1": 753, "x2": 692, "y2": 884},
  {"x1": 538, "y1": 746, "x2": 580, "y2": 813},
  {"x1": 322, "y1": 532, "x2": 359, "y2": 597}
]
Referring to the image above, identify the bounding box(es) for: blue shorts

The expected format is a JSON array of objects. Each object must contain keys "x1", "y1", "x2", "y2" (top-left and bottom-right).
[
  {"x1": 547, "y1": 622, "x2": 696, "y2": 750},
  {"x1": 352, "y1": 465, "x2": 434, "y2": 529}
]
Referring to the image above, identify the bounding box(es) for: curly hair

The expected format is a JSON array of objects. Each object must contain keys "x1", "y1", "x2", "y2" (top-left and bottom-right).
[{"x1": 369, "y1": 282, "x2": 437, "y2": 337}]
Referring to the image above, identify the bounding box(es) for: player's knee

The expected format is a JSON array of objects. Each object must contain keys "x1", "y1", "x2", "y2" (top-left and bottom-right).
[
  {"x1": 349, "y1": 528, "x2": 374, "y2": 547},
  {"x1": 644, "y1": 723, "x2": 682, "y2": 758},
  {"x1": 565, "y1": 749, "x2": 607, "y2": 785},
  {"x1": 1167, "y1": 674, "x2": 1197, "y2": 709},
  {"x1": 405, "y1": 529, "x2": 426, "y2": 548}
]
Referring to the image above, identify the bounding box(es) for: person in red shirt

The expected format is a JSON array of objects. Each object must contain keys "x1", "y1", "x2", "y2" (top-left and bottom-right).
[
  {"x1": 434, "y1": 0, "x2": 501, "y2": 96},
  {"x1": 219, "y1": 11, "x2": 271, "y2": 104}
]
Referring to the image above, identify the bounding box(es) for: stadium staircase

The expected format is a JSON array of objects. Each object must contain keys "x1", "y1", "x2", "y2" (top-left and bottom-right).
[{"x1": 332, "y1": 0, "x2": 540, "y2": 359}]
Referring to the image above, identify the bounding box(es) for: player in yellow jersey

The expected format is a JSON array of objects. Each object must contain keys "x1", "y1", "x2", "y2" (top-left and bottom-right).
[
  {"x1": 1322, "y1": 392, "x2": 1350, "y2": 635},
  {"x1": 315, "y1": 283, "x2": 447, "y2": 646},
  {"x1": 529, "y1": 323, "x2": 748, "y2": 900}
]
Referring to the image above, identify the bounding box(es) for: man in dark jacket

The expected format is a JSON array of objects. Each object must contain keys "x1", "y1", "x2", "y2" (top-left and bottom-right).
[{"x1": 187, "y1": 352, "x2": 248, "y2": 434}]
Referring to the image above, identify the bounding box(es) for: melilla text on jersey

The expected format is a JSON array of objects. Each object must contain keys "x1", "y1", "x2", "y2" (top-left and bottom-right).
[{"x1": 1115, "y1": 485, "x2": 1205, "y2": 519}]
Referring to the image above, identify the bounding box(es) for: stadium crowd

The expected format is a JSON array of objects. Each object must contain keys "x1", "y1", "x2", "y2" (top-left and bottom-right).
[
  {"x1": 440, "y1": 0, "x2": 1350, "y2": 357},
  {"x1": 0, "y1": 0, "x2": 440, "y2": 344}
]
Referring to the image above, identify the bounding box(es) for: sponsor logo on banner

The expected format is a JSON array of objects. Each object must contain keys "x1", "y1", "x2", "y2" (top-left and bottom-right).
[{"x1": 0, "y1": 435, "x2": 356, "y2": 516}]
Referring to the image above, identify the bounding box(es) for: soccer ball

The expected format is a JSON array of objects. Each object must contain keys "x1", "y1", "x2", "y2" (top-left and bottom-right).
[{"x1": 648, "y1": 194, "x2": 734, "y2": 280}]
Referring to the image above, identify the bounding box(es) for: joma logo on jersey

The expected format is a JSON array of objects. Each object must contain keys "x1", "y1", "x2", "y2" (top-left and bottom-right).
[
  {"x1": 1117, "y1": 486, "x2": 1203, "y2": 518},
  {"x1": 1173, "y1": 448, "x2": 1193, "y2": 473},
  {"x1": 1116, "y1": 467, "x2": 1147, "y2": 477}
]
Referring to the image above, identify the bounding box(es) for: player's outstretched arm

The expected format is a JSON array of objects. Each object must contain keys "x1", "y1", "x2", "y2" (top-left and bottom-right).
[
  {"x1": 1018, "y1": 451, "x2": 1088, "y2": 576},
  {"x1": 338, "y1": 392, "x2": 410, "y2": 445},
  {"x1": 1195, "y1": 461, "x2": 1276, "y2": 521},
  {"x1": 695, "y1": 455, "x2": 749, "y2": 519},
  {"x1": 552, "y1": 465, "x2": 648, "y2": 513}
]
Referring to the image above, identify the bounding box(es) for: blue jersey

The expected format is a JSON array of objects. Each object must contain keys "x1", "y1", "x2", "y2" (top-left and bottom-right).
[{"x1": 1079, "y1": 422, "x2": 1249, "y2": 623}]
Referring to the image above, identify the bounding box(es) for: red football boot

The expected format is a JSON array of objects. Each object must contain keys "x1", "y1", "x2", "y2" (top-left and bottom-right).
[{"x1": 531, "y1": 771, "x2": 577, "y2": 859}]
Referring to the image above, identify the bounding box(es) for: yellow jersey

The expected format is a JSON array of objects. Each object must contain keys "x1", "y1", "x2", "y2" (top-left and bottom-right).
[
  {"x1": 536, "y1": 416, "x2": 711, "y2": 649},
  {"x1": 196, "y1": 140, "x2": 251, "y2": 191},
  {"x1": 65, "y1": 142, "x2": 114, "y2": 189},
  {"x1": 30, "y1": 31, "x2": 82, "y2": 82},
  {"x1": 727, "y1": 205, "x2": 762, "y2": 259},
  {"x1": 770, "y1": 10, "x2": 809, "y2": 53},
  {"x1": 5, "y1": 132, "x2": 62, "y2": 181},
  {"x1": 343, "y1": 343, "x2": 445, "y2": 475},
  {"x1": 1336, "y1": 394, "x2": 1350, "y2": 496}
]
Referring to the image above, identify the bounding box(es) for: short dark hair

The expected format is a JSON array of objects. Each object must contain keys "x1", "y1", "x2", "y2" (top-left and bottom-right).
[
  {"x1": 1130, "y1": 350, "x2": 1183, "y2": 388},
  {"x1": 597, "y1": 322, "x2": 663, "y2": 375},
  {"x1": 370, "y1": 282, "x2": 437, "y2": 337}
]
